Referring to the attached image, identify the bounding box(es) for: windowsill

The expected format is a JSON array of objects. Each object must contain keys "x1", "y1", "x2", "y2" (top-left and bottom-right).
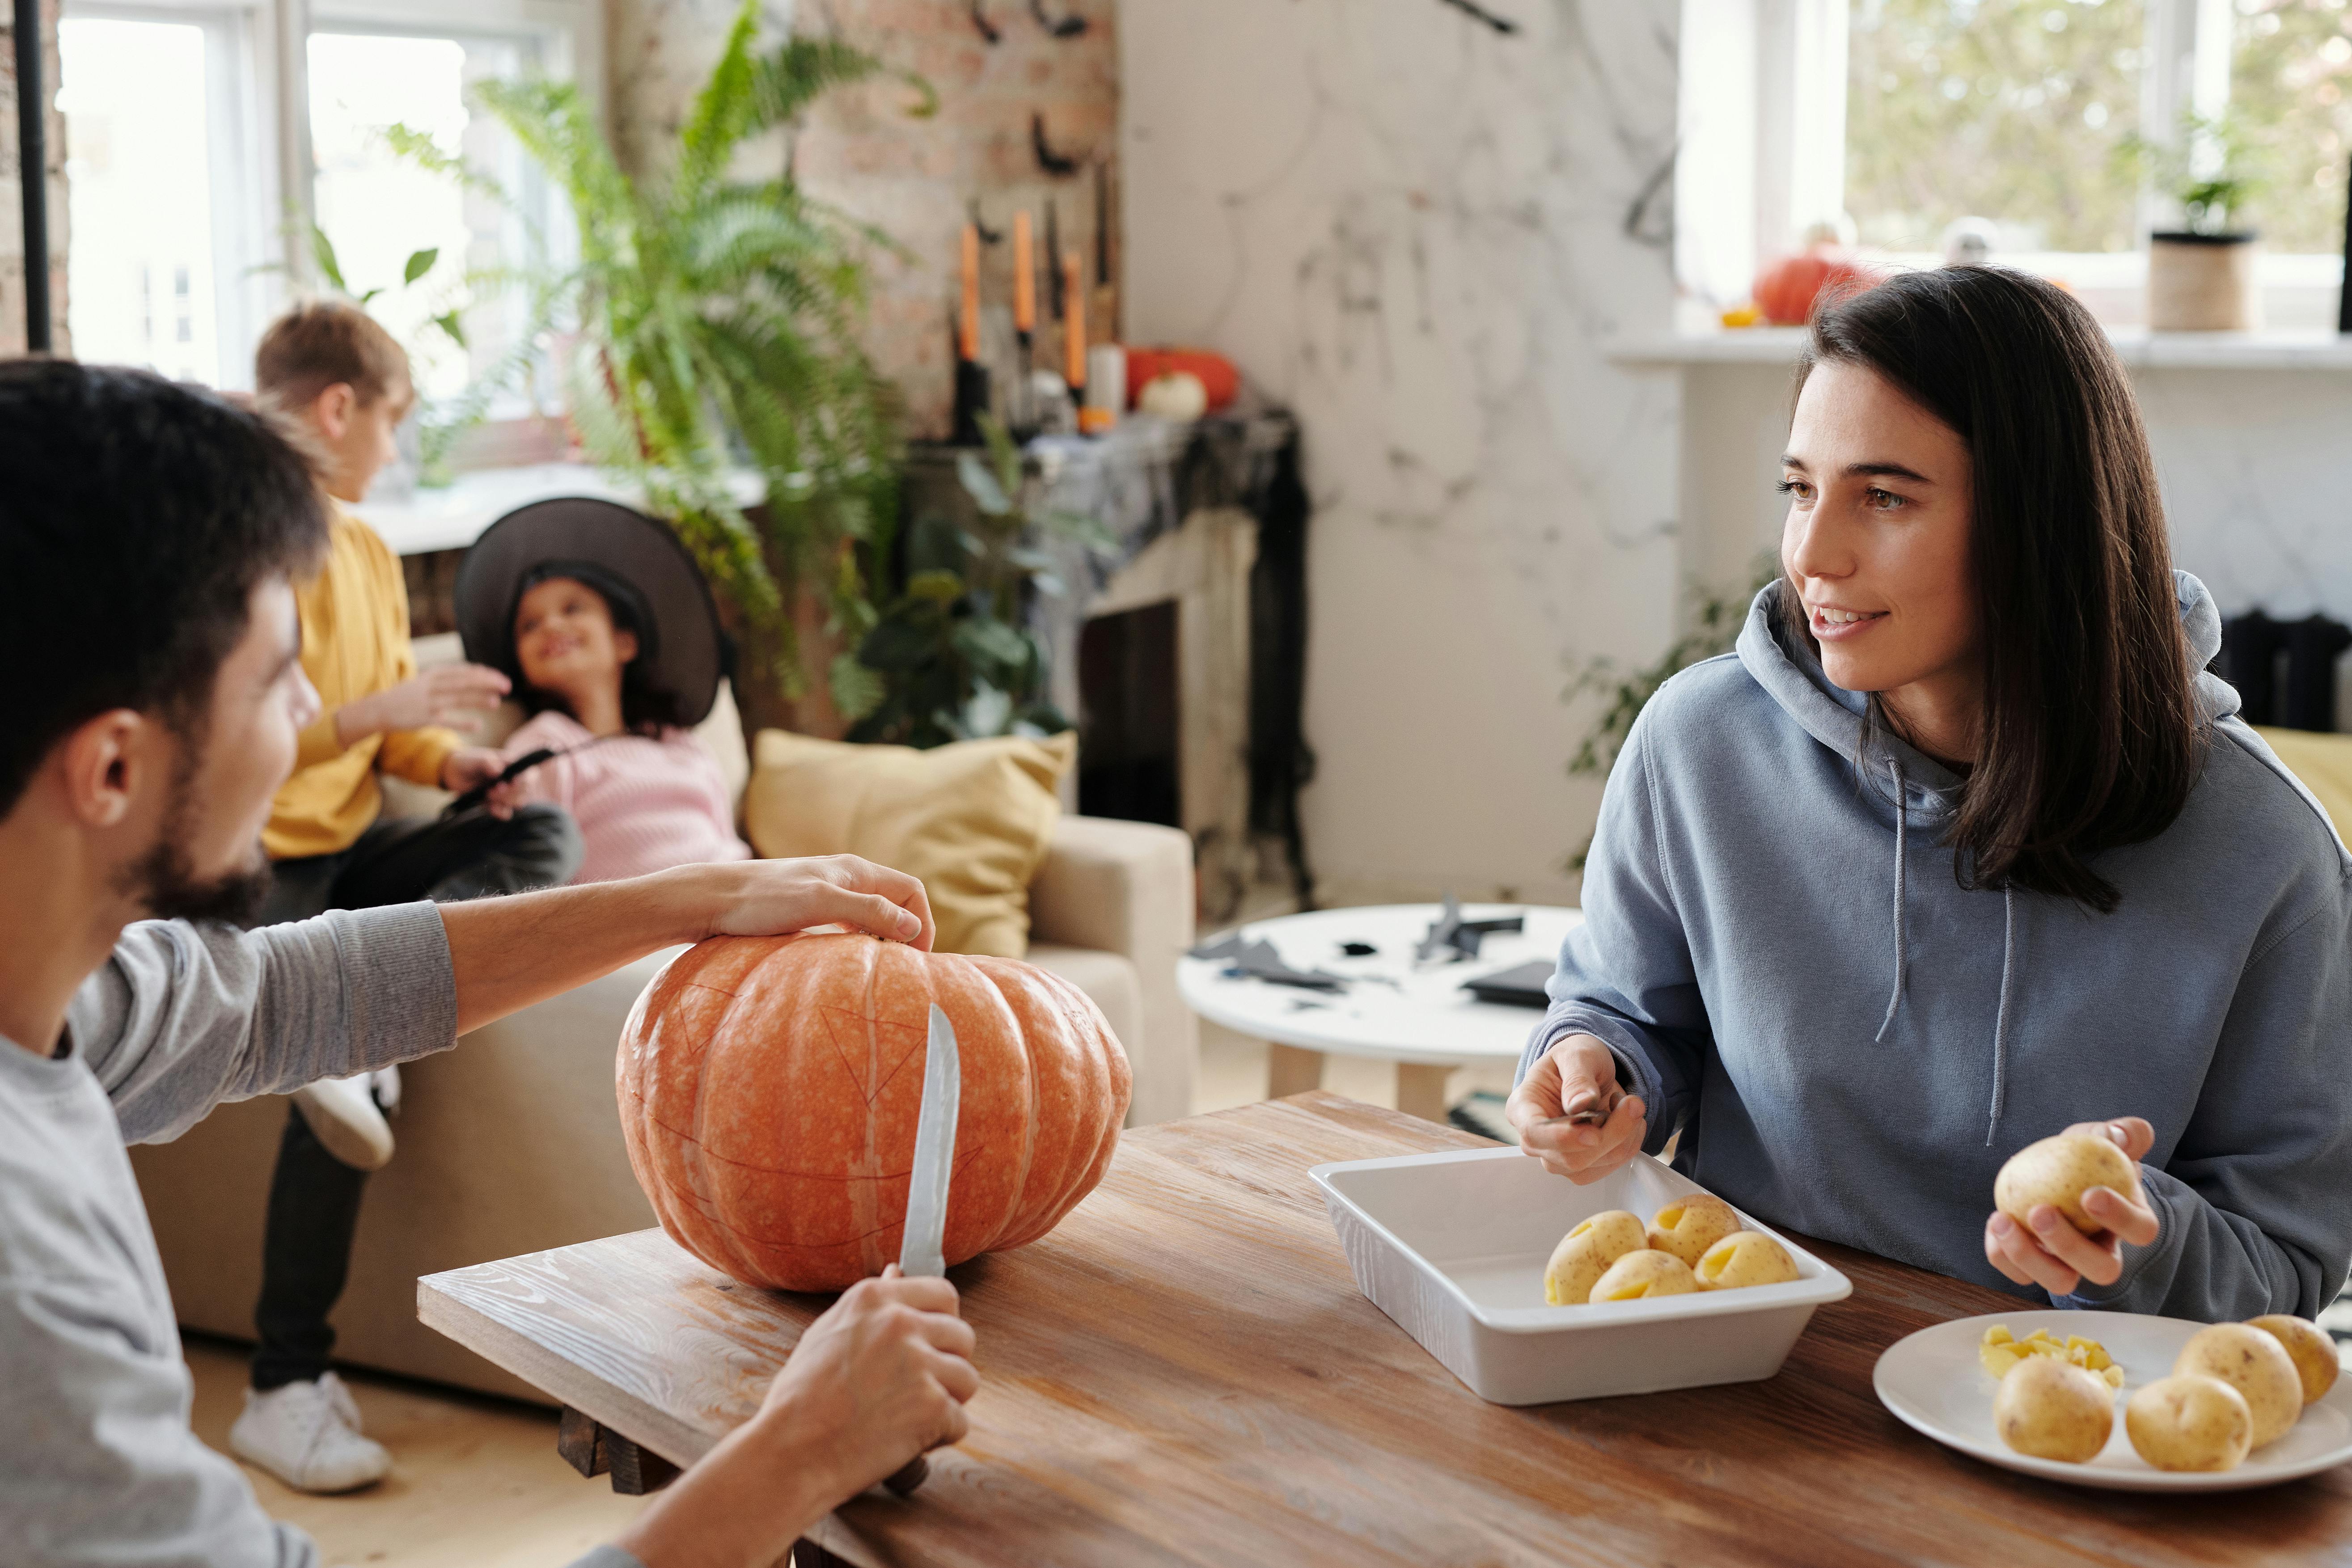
[
  {"x1": 354, "y1": 462, "x2": 765, "y2": 557},
  {"x1": 1608, "y1": 327, "x2": 2352, "y2": 372}
]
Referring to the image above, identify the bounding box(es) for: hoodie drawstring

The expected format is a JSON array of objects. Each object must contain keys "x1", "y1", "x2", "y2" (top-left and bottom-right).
[
  {"x1": 1986, "y1": 884, "x2": 2017, "y2": 1145},
  {"x1": 1876, "y1": 758, "x2": 1908, "y2": 1043}
]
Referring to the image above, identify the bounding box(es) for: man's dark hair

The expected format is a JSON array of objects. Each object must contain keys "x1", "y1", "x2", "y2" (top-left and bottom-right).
[
  {"x1": 1788, "y1": 266, "x2": 2202, "y2": 913},
  {"x1": 0, "y1": 362, "x2": 330, "y2": 817}
]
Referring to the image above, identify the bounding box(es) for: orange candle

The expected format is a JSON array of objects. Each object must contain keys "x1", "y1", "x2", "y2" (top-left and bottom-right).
[
  {"x1": 1013, "y1": 211, "x2": 1035, "y2": 335},
  {"x1": 959, "y1": 224, "x2": 981, "y2": 362},
  {"x1": 1062, "y1": 248, "x2": 1086, "y2": 389}
]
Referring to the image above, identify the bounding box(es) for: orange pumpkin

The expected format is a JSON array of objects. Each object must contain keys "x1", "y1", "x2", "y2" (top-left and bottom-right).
[
  {"x1": 1753, "y1": 249, "x2": 1881, "y2": 326},
  {"x1": 618, "y1": 932, "x2": 1131, "y2": 1291}
]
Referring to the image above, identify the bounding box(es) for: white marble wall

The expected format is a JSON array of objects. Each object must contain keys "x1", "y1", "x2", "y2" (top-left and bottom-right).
[{"x1": 1120, "y1": 0, "x2": 1684, "y2": 904}]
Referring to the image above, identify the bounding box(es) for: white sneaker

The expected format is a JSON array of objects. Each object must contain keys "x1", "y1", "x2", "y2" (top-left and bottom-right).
[
  {"x1": 230, "y1": 1375, "x2": 392, "y2": 1493},
  {"x1": 292, "y1": 1074, "x2": 394, "y2": 1171}
]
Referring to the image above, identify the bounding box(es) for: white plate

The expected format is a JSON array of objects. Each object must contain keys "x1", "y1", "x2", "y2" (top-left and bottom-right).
[{"x1": 1874, "y1": 1309, "x2": 2352, "y2": 1491}]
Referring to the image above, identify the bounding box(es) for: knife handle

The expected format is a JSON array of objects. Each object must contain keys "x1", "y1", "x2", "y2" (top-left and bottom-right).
[{"x1": 882, "y1": 1456, "x2": 929, "y2": 1496}]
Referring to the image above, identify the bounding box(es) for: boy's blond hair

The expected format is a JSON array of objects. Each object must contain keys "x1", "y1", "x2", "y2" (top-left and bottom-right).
[{"x1": 254, "y1": 299, "x2": 412, "y2": 414}]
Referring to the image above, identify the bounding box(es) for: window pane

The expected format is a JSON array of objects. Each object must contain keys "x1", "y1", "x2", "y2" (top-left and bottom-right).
[
  {"x1": 1848, "y1": 0, "x2": 2148, "y2": 253},
  {"x1": 2229, "y1": 0, "x2": 2352, "y2": 255},
  {"x1": 308, "y1": 30, "x2": 530, "y2": 402},
  {"x1": 59, "y1": 17, "x2": 219, "y2": 383}
]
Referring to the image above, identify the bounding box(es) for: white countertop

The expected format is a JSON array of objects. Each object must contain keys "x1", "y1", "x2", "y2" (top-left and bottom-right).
[
  {"x1": 1607, "y1": 327, "x2": 2352, "y2": 371},
  {"x1": 355, "y1": 463, "x2": 766, "y2": 557}
]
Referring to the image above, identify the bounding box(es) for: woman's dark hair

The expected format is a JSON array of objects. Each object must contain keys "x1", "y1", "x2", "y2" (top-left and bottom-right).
[
  {"x1": 511, "y1": 566, "x2": 689, "y2": 736},
  {"x1": 0, "y1": 362, "x2": 330, "y2": 817},
  {"x1": 1789, "y1": 266, "x2": 2202, "y2": 913}
]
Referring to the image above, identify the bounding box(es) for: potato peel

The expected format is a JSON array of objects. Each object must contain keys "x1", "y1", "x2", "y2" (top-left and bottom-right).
[{"x1": 1980, "y1": 1324, "x2": 2126, "y2": 1388}]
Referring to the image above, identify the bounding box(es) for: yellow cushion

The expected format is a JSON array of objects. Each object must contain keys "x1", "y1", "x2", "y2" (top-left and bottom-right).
[
  {"x1": 2253, "y1": 726, "x2": 2352, "y2": 843},
  {"x1": 744, "y1": 730, "x2": 1076, "y2": 956}
]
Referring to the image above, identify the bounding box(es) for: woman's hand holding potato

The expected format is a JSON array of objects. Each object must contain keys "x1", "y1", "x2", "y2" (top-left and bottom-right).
[
  {"x1": 1983, "y1": 1118, "x2": 2161, "y2": 1296},
  {"x1": 1506, "y1": 1033, "x2": 1648, "y2": 1186}
]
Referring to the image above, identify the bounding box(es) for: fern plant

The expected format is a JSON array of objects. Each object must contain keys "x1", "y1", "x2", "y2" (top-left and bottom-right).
[{"x1": 402, "y1": 0, "x2": 935, "y2": 710}]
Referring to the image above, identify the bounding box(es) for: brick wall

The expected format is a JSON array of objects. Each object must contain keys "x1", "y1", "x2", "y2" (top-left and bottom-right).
[
  {"x1": 0, "y1": 0, "x2": 69, "y2": 356},
  {"x1": 608, "y1": 0, "x2": 1117, "y2": 440}
]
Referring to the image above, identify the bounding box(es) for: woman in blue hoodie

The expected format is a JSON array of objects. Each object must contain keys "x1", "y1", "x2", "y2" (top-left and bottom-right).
[{"x1": 1509, "y1": 266, "x2": 2352, "y2": 1323}]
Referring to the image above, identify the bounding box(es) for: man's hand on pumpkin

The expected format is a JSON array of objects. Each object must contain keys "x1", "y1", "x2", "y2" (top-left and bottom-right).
[
  {"x1": 763, "y1": 1266, "x2": 979, "y2": 1498},
  {"x1": 685, "y1": 855, "x2": 937, "y2": 952}
]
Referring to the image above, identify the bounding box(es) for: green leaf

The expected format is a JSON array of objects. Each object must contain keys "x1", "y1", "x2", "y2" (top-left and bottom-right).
[
  {"x1": 829, "y1": 651, "x2": 887, "y2": 721},
  {"x1": 956, "y1": 449, "x2": 1012, "y2": 516},
  {"x1": 403, "y1": 247, "x2": 440, "y2": 285},
  {"x1": 952, "y1": 615, "x2": 1030, "y2": 672},
  {"x1": 906, "y1": 570, "x2": 964, "y2": 603},
  {"x1": 859, "y1": 616, "x2": 939, "y2": 673},
  {"x1": 309, "y1": 225, "x2": 348, "y2": 292},
  {"x1": 430, "y1": 310, "x2": 468, "y2": 349},
  {"x1": 356, "y1": 287, "x2": 384, "y2": 305}
]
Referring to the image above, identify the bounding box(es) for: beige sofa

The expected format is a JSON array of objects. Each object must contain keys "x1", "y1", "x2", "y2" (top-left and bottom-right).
[{"x1": 130, "y1": 655, "x2": 1196, "y2": 1402}]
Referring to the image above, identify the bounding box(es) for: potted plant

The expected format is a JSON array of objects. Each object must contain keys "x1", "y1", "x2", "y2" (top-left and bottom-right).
[
  {"x1": 395, "y1": 0, "x2": 935, "y2": 734},
  {"x1": 2125, "y1": 113, "x2": 2266, "y2": 332}
]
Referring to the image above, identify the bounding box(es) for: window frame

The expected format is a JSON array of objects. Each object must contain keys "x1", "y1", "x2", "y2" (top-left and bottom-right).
[
  {"x1": 57, "y1": 0, "x2": 599, "y2": 410},
  {"x1": 1675, "y1": 0, "x2": 2339, "y2": 327}
]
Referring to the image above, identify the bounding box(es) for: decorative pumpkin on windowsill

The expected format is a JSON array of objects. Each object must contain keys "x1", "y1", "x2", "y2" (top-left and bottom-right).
[{"x1": 618, "y1": 932, "x2": 1131, "y2": 1292}]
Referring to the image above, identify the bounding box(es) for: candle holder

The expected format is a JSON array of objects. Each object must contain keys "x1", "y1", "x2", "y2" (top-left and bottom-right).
[{"x1": 953, "y1": 359, "x2": 993, "y2": 446}]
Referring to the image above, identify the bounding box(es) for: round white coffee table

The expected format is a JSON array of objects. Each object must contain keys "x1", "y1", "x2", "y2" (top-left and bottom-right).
[{"x1": 1177, "y1": 903, "x2": 1582, "y2": 1121}]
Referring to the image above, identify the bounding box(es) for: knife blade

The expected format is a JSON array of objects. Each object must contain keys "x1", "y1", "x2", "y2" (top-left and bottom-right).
[{"x1": 883, "y1": 1003, "x2": 960, "y2": 1496}]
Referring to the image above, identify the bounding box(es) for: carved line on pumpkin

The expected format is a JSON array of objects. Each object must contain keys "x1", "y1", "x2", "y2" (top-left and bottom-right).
[{"x1": 626, "y1": 1091, "x2": 994, "y2": 1184}]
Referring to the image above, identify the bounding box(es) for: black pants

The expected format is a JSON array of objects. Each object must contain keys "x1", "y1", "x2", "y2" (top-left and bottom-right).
[{"x1": 249, "y1": 804, "x2": 582, "y2": 1391}]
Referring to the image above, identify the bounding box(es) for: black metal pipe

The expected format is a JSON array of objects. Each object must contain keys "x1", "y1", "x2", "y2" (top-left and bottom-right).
[
  {"x1": 13, "y1": 0, "x2": 49, "y2": 352},
  {"x1": 2340, "y1": 148, "x2": 2352, "y2": 335}
]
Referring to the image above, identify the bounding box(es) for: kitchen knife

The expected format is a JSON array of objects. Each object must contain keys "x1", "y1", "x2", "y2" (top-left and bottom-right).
[{"x1": 883, "y1": 1003, "x2": 960, "y2": 1496}]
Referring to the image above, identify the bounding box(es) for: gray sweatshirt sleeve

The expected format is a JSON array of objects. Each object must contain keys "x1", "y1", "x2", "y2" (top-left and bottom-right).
[
  {"x1": 1518, "y1": 714, "x2": 1713, "y2": 1145},
  {"x1": 69, "y1": 904, "x2": 459, "y2": 1145},
  {"x1": 2061, "y1": 895, "x2": 2352, "y2": 1321}
]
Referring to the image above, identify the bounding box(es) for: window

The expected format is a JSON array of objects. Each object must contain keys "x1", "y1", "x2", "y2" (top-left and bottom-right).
[
  {"x1": 1846, "y1": 0, "x2": 2149, "y2": 255},
  {"x1": 56, "y1": 0, "x2": 596, "y2": 417},
  {"x1": 59, "y1": 9, "x2": 257, "y2": 385},
  {"x1": 1676, "y1": 0, "x2": 2352, "y2": 326}
]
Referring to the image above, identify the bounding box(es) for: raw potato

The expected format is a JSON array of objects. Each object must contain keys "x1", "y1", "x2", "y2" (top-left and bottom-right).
[
  {"x1": 2174, "y1": 1323, "x2": 2303, "y2": 1449},
  {"x1": 1646, "y1": 1193, "x2": 1742, "y2": 1268},
  {"x1": 2248, "y1": 1315, "x2": 2340, "y2": 1406},
  {"x1": 2126, "y1": 1374, "x2": 2254, "y2": 1472},
  {"x1": 1543, "y1": 1210, "x2": 1647, "y2": 1306},
  {"x1": 1979, "y1": 1324, "x2": 2126, "y2": 1389},
  {"x1": 1994, "y1": 1355, "x2": 2115, "y2": 1463},
  {"x1": 1589, "y1": 1248, "x2": 1700, "y2": 1301},
  {"x1": 1694, "y1": 1231, "x2": 1800, "y2": 1291},
  {"x1": 1993, "y1": 1132, "x2": 2142, "y2": 1235}
]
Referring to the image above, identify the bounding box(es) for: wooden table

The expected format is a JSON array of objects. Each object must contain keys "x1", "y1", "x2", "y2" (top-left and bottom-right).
[{"x1": 419, "y1": 1093, "x2": 2352, "y2": 1567}]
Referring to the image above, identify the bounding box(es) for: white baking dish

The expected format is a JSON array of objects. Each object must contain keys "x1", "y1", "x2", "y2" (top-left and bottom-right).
[{"x1": 1311, "y1": 1145, "x2": 1852, "y2": 1405}]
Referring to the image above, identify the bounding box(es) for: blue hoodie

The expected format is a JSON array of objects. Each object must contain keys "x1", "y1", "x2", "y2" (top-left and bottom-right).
[{"x1": 1523, "y1": 573, "x2": 2352, "y2": 1321}]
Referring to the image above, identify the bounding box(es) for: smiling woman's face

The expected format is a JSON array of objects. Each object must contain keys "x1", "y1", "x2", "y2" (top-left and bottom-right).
[{"x1": 1780, "y1": 359, "x2": 1980, "y2": 728}]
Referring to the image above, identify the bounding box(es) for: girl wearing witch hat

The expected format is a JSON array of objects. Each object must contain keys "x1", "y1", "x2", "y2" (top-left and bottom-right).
[{"x1": 455, "y1": 498, "x2": 751, "y2": 884}]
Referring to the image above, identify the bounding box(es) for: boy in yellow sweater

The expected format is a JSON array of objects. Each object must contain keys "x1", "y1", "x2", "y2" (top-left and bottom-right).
[{"x1": 233, "y1": 302, "x2": 581, "y2": 1492}]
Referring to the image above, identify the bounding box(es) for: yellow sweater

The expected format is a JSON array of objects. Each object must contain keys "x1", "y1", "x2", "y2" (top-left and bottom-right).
[{"x1": 262, "y1": 504, "x2": 462, "y2": 860}]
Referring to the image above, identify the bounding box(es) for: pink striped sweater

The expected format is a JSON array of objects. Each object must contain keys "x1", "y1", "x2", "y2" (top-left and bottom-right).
[{"x1": 496, "y1": 710, "x2": 753, "y2": 885}]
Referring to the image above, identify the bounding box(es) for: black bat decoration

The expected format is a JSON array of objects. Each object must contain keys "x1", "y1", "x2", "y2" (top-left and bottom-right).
[
  {"x1": 1029, "y1": 0, "x2": 1087, "y2": 37},
  {"x1": 1437, "y1": 0, "x2": 1519, "y2": 34},
  {"x1": 968, "y1": 197, "x2": 1004, "y2": 246},
  {"x1": 969, "y1": 0, "x2": 1000, "y2": 44},
  {"x1": 1032, "y1": 111, "x2": 1082, "y2": 177}
]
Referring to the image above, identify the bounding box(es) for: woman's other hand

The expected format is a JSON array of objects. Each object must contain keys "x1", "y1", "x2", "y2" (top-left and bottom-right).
[
  {"x1": 439, "y1": 747, "x2": 513, "y2": 815},
  {"x1": 1505, "y1": 1032, "x2": 1648, "y2": 1185},
  {"x1": 1983, "y1": 1116, "x2": 2160, "y2": 1295}
]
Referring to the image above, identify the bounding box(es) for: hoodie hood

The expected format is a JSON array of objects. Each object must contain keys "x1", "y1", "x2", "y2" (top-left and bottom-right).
[{"x1": 1730, "y1": 569, "x2": 2232, "y2": 1137}]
